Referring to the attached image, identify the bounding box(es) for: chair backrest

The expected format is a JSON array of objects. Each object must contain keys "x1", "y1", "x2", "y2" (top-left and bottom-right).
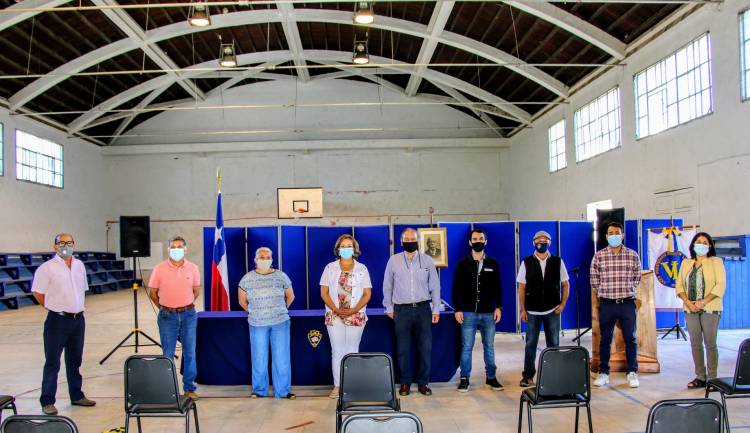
[
  {"x1": 0, "y1": 415, "x2": 78, "y2": 433},
  {"x1": 341, "y1": 412, "x2": 422, "y2": 433},
  {"x1": 645, "y1": 399, "x2": 723, "y2": 433},
  {"x1": 124, "y1": 355, "x2": 181, "y2": 411},
  {"x1": 732, "y1": 338, "x2": 750, "y2": 388},
  {"x1": 535, "y1": 346, "x2": 590, "y2": 399},
  {"x1": 339, "y1": 353, "x2": 397, "y2": 408}
]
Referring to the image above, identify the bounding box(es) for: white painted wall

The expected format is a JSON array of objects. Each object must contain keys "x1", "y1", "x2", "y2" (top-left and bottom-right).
[
  {"x1": 0, "y1": 108, "x2": 112, "y2": 252},
  {"x1": 506, "y1": 1, "x2": 750, "y2": 237}
]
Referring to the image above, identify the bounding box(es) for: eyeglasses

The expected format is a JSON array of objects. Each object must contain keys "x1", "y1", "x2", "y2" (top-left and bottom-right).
[{"x1": 56, "y1": 241, "x2": 75, "y2": 247}]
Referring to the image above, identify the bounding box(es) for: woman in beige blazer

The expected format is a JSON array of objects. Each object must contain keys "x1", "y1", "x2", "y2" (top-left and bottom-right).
[{"x1": 675, "y1": 232, "x2": 726, "y2": 389}]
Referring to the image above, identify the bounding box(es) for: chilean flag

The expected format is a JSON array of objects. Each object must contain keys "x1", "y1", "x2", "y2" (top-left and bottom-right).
[{"x1": 210, "y1": 191, "x2": 230, "y2": 311}]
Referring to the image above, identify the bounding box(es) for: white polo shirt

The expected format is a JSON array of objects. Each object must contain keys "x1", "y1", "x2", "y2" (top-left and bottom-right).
[{"x1": 31, "y1": 254, "x2": 88, "y2": 313}]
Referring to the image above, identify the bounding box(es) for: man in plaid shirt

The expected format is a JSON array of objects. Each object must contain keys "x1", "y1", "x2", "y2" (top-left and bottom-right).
[{"x1": 590, "y1": 221, "x2": 642, "y2": 388}]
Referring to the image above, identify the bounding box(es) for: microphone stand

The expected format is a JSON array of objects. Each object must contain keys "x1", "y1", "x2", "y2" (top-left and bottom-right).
[{"x1": 570, "y1": 267, "x2": 591, "y2": 346}]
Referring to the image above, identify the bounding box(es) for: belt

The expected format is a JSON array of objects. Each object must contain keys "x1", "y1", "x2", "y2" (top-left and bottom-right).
[
  {"x1": 160, "y1": 304, "x2": 195, "y2": 312},
  {"x1": 395, "y1": 300, "x2": 430, "y2": 308},
  {"x1": 599, "y1": 297, "x2": 636, "y2": 304},
  {"x1": 52, "y1": 311, "x2": 83, "y2": 318}
]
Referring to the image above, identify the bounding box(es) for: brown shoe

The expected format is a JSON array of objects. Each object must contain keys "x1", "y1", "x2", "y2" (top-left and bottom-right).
[
  {"x1": 418, "y1": 385, "x2": 432, "y2": 396},
  {"x1": 398, "y1": 384, "x2": 410, "y2": 396},
  {"x1": 184, "y1": 391, "x2": 199, "y2": 400},
  {"x1": 42, "y1": 404, "x2": 58, "y2": 415},
  {"x1": 71, "y1": 397, "x2": 96, "y2": 407}
]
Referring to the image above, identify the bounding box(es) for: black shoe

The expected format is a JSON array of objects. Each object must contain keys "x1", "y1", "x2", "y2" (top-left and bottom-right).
[
  {"x1": 250, "y1": 392, "x2": 262, "y2": 399},
  {"x1": 457, "y1": 377, "x2": 470, "y2": 393},
  {"x1": 283, "y1": 393, "x2": 296, "y2": 400},
  {"x1": 486, "y1": 377, "x2": 504, "y2": 391},
  {"x1": 687, "y1": 378, "x2": 706, "y2": 389},
  {"x1": 520, "y1": 377, "x2": 534, "y2": 388},
  {"x1": 399, "y1": 384, "x2": 410, "y2": 396},
  {"x1": 418, "y1": 385, "x2": 432, "y2": 396}
]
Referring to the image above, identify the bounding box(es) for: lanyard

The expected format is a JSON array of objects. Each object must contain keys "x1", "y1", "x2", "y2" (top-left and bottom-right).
[{"x1": 403, "y1": 251, "x2": 422, "y2": 269}]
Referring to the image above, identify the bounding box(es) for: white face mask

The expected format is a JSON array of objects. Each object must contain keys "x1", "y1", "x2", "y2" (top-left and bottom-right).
[{"x1": 256, "y1": 259, "x2": 272, "y2": 271}]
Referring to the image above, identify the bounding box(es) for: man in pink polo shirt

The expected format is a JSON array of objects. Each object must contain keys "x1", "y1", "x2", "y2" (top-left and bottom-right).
[{"x1": 148, "y1": 236, "x2": 201, "y2": 399}]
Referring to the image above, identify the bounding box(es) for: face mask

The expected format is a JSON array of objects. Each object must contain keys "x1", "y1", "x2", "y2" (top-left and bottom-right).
[
  {"x1": 256, "y1": 259, "x2": 272, "y2": 271},
  {"x1": 339, "y1": 247, "x2": 354, "y2": 259},
  {"x1": 58, "y1": 246, "x2": 74, "y2": 259},
  {"x1": 471, "y1": 242, "x2": 485, "y2": 253},
  {"x1": 694, "y1": 244, "x2": 710, "y2": 257},
  {"x1": 607, "y1": 235, "x2": 623, "y2": 248},
  {"x1": 169, "y1": 248, "x2": 185, "y2": 261},
  {"x1": 402, "y1": 241, "x2": 418, "y2": 253},
  {"x1": 535, "y1": 242, "x2": 549, "y2": 254}
]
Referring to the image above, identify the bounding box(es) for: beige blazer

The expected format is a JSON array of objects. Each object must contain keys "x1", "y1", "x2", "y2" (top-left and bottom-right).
[{"x1": 675, "y1": 256, "x2": 726, "y2": 312}]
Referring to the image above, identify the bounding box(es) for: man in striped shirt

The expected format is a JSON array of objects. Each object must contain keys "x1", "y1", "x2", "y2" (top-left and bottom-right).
[{"x1": 590, "y1": 222, "x2": 642, "y2": 388}]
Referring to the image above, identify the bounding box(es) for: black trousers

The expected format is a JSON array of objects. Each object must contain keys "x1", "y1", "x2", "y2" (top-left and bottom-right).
[
  {"x1": 394, "y1": 302, "x2": 432, "y2": 385},
  {"x1": 598, "y1": 299, "x2": 638, "y2": 374},
  {"x1": 41, "y1": 312, "x2": 85, "y2": 406}
]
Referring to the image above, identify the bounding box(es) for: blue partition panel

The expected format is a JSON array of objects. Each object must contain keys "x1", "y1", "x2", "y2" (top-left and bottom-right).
[
  {"x1": 246, "y1": 226, "x2": 278, "y2": 270},
  {"x1": 353, "y1": 225, "x2": 390, "y2": 308},
  {"x1": 307, "y1": 226, "x2": 353, "y2": 310},
  {"x1": 280, "y1": 226, "x2": 307, "y2": 310},
  {"x1": 202, "y1": 227, "x2": 247, "y2": 311},
  {"x1": 393, "y1": 224, "x2": 430, "y2": 253},
  {"x1": 438, "y1": 222, "x2": 472, "y2": 310},
  {"x1": 518, "y1": 221, "x2": 559, "y2": 332},
  {"x1": 559, "y1": 221, "x2": 594, "y2": 330},
  {"x1": 642, "y1": 218, "x2": 683, "y2": 329},
  {"x1": 722, "y1": 237, "x2": 750, "y2": 329},
  {"x1": 625, "y1": 220, "x2": 639, "y2": 253},
  {"x1": 474, "y1": 222, "x2": 517, "y2": 332}
]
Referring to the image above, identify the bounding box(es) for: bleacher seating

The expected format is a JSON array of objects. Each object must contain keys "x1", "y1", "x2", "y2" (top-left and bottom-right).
[{"x1": 0, "y1": 252, "x2": 133, "y2": 311}]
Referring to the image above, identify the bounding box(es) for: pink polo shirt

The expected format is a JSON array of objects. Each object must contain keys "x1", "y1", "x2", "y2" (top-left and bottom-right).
[
  {"x1": 148, "y1": 259, "x2": 200, "y2": 308},
  {"x1": 31, "y1": 254, "x2": 88, "y2": 313}
]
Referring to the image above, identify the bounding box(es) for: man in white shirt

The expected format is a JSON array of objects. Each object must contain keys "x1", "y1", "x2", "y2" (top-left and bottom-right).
[
  {"x1": 32, "y1": 233, "x2": 96, "y2": 415},
  {"x1": 517, "y1": 231, "x2": 569, "y2": 388}
]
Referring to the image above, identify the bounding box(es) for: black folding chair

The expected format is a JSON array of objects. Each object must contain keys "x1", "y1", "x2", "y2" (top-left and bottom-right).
[
  {"x1": 645, "y1": 399, "x2": 723, "y2": 433},
  {"x1": 518, "y1": 346, "x2": 592, "y2": 433},
  {"x1": 336, "y1": 353, "x2": 401, "y2": 433},
  {"x1": 124, "y1": 355, "x2": 199, "y2": 433},
  {"x1": 0, "y1": 396, "x2": 16, "y2": 424},
  {"x1": 0, "y1": 415, "x2": 78, "y2": 433},
  {"x1": 705, "y1": 338, "x2": 750, "y2": 433},
  {"x1": 341, "y1": 411, "x2": 422, "y2": 433}
]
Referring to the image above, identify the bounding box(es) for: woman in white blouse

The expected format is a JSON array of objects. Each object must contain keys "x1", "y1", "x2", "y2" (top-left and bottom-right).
[{"x1": 320, "y1": 234, "x2": 372, "y2": 399}]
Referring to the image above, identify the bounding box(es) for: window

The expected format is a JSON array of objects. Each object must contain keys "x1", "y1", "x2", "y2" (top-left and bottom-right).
[
  {"x1": 548, "y1": 120, "x2": 567, "y2": 172},
  {"x1": 586, "y1": 200, "x2": 613, "y2": 222},
  {"x1": 574, "y1": 87, "x2": 621, "y2": 162},
  {"x1": 15, "y1": 130, "x2": 63, "y2": 188},
  {"x1": 741, "y1": 10, "x2": 750, "y2": 100},
  {"x1": 634, "y1": 33, "x2": 713, "y2": 139}
]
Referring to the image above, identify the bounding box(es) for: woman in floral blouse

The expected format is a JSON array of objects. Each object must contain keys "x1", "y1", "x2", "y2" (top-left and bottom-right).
[{"x1": 320, "y1": 234, "x2": 372, "y2": 398}]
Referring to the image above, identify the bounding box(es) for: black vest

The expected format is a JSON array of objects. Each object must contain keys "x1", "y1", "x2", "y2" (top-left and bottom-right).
[{"x1": 523, "y1": 255, "x2": 562, "y2": 312}]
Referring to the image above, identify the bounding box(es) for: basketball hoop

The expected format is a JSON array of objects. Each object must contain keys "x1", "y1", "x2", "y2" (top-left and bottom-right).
[{"x1": 293, "y1": 208, "x2": 308, "y2": 223}]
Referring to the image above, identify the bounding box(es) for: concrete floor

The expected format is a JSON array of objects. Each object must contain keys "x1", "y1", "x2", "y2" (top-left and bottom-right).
[{"x1": 0, "y1": 289, "x2": 747, "y2": 433}]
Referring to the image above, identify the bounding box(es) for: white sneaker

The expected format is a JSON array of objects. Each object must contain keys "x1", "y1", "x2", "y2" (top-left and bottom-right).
[
  {"x1": 627, "y1": 372, "x2": 639, "y2": 388},
  {"x1": 593, "y1": 373, "x2": 609, "y2": 387}
]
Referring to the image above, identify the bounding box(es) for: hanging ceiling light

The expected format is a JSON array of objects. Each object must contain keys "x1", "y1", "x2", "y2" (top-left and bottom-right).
[
  {"x1": 188, "y1": 1, "x2": 211, "y2": 27},
  {"x1": 352, "y1": 41, "x2": 369, "y2": 65},
  {"x1": 353, "y1": 2, "x2": 374, "y2": 25},
  {"x1": 219, "y1": 40, "x2": 237, "y2": 68}
]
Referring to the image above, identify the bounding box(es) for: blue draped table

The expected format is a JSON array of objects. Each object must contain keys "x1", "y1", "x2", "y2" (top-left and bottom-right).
[{"x1": 195, "y1": 309, "x2": 461, "y2": 386}]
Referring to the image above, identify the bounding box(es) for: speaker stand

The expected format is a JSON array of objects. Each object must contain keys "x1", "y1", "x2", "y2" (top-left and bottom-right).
[{"x1": 99, "y1": 257, "x2": 161, "y2": 364}]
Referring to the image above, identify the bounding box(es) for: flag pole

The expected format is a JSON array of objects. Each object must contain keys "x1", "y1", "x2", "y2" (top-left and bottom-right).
[{"x1": 216, "y1": 167, "x2": 222, "y2": 193}]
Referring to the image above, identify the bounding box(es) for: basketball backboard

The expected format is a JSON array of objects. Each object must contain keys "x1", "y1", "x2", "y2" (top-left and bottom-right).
[{"x1": 277, "y1": 188, "x2": 323, "y2": 219}]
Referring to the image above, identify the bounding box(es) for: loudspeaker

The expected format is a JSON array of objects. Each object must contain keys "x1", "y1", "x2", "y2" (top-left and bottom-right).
[
  {"x1": 596, "y1": 208, "x2": 625, "y2": 250},
  {"x1": 120, "y1": 216, "x2": 150, "y2": 257}
]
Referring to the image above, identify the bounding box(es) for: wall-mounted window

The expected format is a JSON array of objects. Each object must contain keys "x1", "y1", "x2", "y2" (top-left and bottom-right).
[
  {"x1": 574, "y1": 87, "x2": 621, "y2": 162},
  {"x1": 741, "y1": 10, "x2": 750, "y2": 101},
  {"x1": 548, "y1": 119, "x2": 567, "y2": 172},
  {"x1": 634, "y1": 33, "x2": 713, "y2": 138},
  {"x1": 15, "y1": 130, "x2": 64, "y2": 188}
]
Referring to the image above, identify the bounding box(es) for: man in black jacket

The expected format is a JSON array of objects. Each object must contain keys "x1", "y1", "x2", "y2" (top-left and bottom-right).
[
  {"x1": 452, "y1": 228, "x2": 503, "y2": 392},
  {"x1": 518, "y1": 230, "x2": 569, "y2": 387}
]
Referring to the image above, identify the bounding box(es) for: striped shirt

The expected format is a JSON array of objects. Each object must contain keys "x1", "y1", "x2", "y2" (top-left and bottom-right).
[{"x1": 590, "y1": 246, "x2": 642, "y2": 299}]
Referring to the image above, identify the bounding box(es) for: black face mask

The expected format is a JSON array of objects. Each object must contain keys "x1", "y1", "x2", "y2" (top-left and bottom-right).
[
  {"x1": 402, "y1": 241, "x2": 418, "y2": 253},
  {"x1": 471, "y1": 242, "x2": 485, "y2": 252}
]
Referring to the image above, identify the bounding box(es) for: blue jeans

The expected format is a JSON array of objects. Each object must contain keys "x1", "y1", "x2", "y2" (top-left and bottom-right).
[
  {"x1": 157, "y1": 308, "x2": 197, "y2": 392},
  {"x1": 459, "y1": 312, "x2": 497, "y2": 379},
  {"x1": 523, "y1": 312, "x2": 560, "y2": 379},
  {"x1": 249, "y1": 320, "x2": 292, "y2": 398},
  {"x1": 598, "y1": 299, "x2": 638, "y2": 374},
  {"x1": 40, "y1": 312, "x2": 86, "y2": 406}
]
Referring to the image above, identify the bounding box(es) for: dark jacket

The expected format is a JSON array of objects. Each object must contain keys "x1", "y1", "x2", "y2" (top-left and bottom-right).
[
  {"x1": 451, "y1": 254, "x2": 502, "y2": 313},
  {"x1": 522, "y1": 254, "x2": 562, "y2": 312}
]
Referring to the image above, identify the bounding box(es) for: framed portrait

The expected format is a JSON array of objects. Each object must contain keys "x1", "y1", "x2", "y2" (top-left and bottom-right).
[{"x1": 418, "y1": 227, "x2": 448, "y2": 267}]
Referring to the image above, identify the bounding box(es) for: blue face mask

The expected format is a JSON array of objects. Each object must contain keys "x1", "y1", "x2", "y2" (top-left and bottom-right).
[
  {"x1": 607, "y1": 235, "x2": 623, "y2": 248},
  {"x1": 169, "y1": 248, "x2": 185, "y2": 261},
  {"x1": 694, "y1": 244, "x2": 710, "y2": 257},
  {"x1": 339, "y1": 247, "x2": 354, "y2": 260},
  {"x1": 534, "y1": 242, "x2": 549, "y2": 254}
]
